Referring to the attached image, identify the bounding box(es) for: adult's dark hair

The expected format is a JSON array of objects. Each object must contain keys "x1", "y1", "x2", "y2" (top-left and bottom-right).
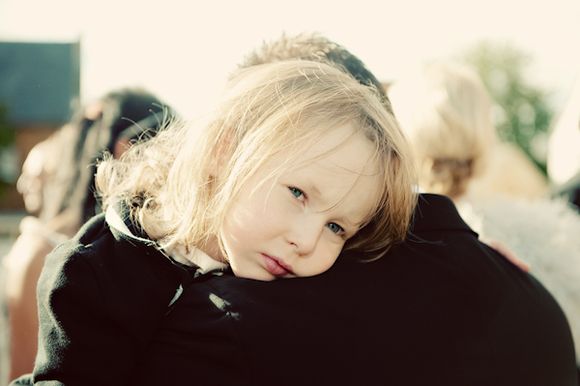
[{"x1": 238, "y1": 32, "x2": 393, "y2": 114}]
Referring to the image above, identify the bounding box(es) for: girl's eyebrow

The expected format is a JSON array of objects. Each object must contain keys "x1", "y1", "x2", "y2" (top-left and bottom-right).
[
  {"x1": 307, "y1": 182, "x2": 322, "y2": 199},
  {"x1": 304, "y1": 181, "x2": 366, "y2": 229},
  {"x1": 341, "y1": 217, "x2": 366, "y2": 229}
]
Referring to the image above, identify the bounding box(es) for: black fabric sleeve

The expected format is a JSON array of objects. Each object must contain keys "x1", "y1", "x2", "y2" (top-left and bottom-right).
[{"x1": 17, "y1": 217, "x2": 187, "y2": 386}]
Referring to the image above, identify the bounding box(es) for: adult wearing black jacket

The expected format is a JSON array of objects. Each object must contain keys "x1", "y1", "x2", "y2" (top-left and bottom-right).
[
  {"x1": 13, "y1": 194, "x2": 577, "y2": 385},
  {"x1": 130, "y1": 193, "x2": 577, "y2": 386}
]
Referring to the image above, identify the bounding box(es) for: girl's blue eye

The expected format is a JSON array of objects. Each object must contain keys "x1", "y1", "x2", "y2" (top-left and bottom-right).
[
  {"x1": 288, "y1": 186, "x2": 305, "y2": 200},
  {"x1": 327, "y1": 222, "x2": 345, "y2": 235}
]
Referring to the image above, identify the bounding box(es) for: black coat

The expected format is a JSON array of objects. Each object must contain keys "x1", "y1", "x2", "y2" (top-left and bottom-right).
[{"x1": 12, "y1": 194, "x2": 578, "y2": 385}]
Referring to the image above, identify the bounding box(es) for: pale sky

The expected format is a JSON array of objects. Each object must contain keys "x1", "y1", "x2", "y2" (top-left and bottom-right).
[{"x1": 1, "y1": 0, "x2": 579, "y2": 119}]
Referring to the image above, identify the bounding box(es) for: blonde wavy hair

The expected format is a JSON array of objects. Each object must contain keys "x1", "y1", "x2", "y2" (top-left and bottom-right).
[
  {"x1": 96, "y1": 60, "x2": 416, "y2": 261},
  {"x1": 389, "y1": 62, "x2": 497, "y2": 199}
]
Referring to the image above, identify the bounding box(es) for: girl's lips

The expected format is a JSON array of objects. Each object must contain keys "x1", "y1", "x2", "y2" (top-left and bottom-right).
[{"x1": 262, "y1": 254, "x2": 293, "y2": 277}]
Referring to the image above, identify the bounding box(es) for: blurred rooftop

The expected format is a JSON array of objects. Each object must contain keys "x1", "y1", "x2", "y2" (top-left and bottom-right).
[{"x1": 0, "y1": 41, "x2": 80, "y2": 126}]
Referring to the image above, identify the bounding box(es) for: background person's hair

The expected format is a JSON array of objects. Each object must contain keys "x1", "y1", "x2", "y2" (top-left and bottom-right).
[
  {"x1": 389, "y1": 62, "x2": 496, "y2": 198},
  {"x1": 97, "y1": 60, "x2": 416, "y2": 261},
  {"x1": 41, "y1": 88, "x2": 168, "y2": 231}
]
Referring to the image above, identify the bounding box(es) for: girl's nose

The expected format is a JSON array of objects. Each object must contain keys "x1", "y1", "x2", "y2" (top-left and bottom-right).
[{"x1": 286, "y1": 217, "x2": 324, "y2": 256}]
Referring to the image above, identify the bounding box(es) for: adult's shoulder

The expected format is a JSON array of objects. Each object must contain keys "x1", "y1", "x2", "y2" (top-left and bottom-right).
[{"x1": 342, "y1": 193, "x2": 578, "y2": 385}]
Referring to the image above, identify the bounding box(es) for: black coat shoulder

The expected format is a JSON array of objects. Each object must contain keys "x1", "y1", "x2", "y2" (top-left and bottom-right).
[{"x1": 25, "y1": 213, "x2": 194, "y2": 386}]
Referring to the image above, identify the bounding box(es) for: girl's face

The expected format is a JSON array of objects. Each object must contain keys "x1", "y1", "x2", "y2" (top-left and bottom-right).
[{"x1": 217, "y1": 123, "x2": 382, "y2": 281}]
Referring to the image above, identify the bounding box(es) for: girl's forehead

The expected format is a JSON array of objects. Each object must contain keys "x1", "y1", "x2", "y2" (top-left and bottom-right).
[
  {"x1": 269, "y1": 125, "x2": 381, "y2": 192},
  {"x1": 279, "y1": 122, "x2": 373, "y2": 164}
]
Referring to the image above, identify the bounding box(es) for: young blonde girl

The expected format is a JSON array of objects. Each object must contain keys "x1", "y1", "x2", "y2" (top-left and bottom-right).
[
  {"x1": 16, "y1": 60, "x2": 416, "y2": 385},
  {"x1": 97, "y1": 60, "x2": 416, "y2": 273}
]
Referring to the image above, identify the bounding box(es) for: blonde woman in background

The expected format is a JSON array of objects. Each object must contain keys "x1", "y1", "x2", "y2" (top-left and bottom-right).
[
  {"x1": 389, "y1": 62, "x2": 547, "y2": 200},
  {"x1": 389, "y1": 62, "x2": 580, "y2": 366}
]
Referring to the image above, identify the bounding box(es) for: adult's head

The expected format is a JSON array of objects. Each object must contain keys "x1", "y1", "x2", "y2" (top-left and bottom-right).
[
  {"x1": 97, "y1": 60, "x2": 416, "y2": 279},
  {"x1": 238, "y1": 32, "x2": 392, "y2": 113},
  {"x1": 389, "y1": 62, "x2": 496, "y2": 199}
]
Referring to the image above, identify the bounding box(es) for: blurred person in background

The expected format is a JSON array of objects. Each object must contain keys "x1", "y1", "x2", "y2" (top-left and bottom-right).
[
  {"x1": 1, "y1": 87, "x2": 171, "y2": 382},
  {"x1": 389, "y1": 61, "x2": 580, "y2": 369},
  {"x1": 389, "y1": 61, "x2": 549, "y2": 201}
]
